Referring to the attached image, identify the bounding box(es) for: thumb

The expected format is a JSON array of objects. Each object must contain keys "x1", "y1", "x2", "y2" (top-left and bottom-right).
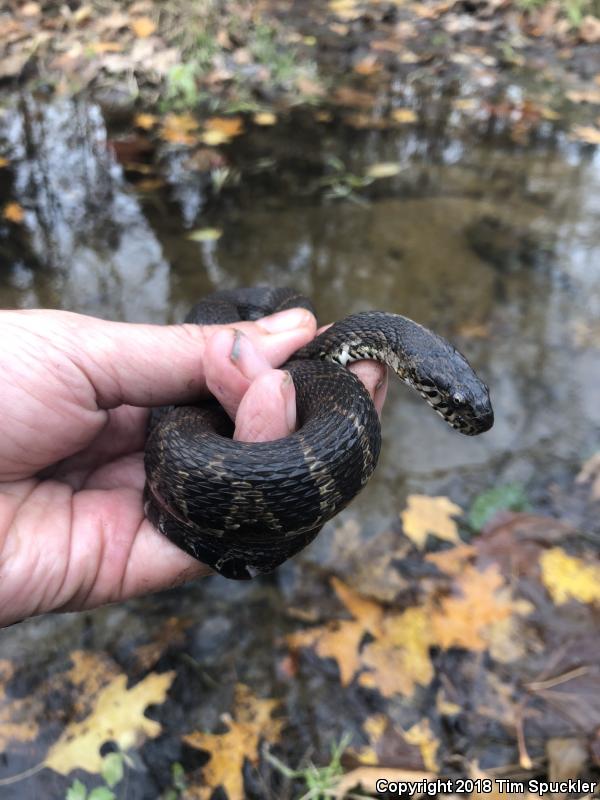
[{"x1": 56, "y1": 307, "x2": 317, "y2": 409}]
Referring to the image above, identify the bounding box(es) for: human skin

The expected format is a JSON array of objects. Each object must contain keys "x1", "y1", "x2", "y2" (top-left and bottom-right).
[{"x1": 0, "y1": 307, "x2": 388, "y2": 628}]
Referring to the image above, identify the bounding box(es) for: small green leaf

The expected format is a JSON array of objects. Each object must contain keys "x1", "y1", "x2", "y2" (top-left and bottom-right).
[
  {"x1": 186, "y1": 227, "x2": 222, "y2": 242},
  {"x1": 171, "y1": 761, "x2": 186, "y2": 790},
  {"x1": 66, "y1": 779, "x2": 88, "y2": 800},
  {"x1": 468, "y1": 483, "x2": 530, "y2": 531},
  {"x1": 101, "y1": 752, "x2": 124, "y2": 789},
  {"x1": 88, "y1": 788, "x2": 116, "y2": 800}
]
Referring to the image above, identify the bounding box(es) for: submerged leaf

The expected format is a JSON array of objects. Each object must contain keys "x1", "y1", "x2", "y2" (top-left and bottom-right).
[
  {"x1": 468, "y1": 483, "x2": 530, "y2": 531},
  {"x1": 400, "y1": 494, "x2": 462, "y2": 549},
  {"x1": 539, "y1": 548, "x2": 600, "y2": 605},
  {"x1": 44, "y1": 671, "x2": 174, "y2": 774}
]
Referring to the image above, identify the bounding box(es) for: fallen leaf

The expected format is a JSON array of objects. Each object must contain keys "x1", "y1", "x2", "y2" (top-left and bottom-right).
[
  {"x1": 20, "y1": 2, "x2": 40, "y2": 16},
  {"x1": 130, "y1": 16, "x2": 156, "y2": 38},
  {"x1": 431, "y1": 564, "x2": 532, "y2": 651},
  {"x1": 402, "y1": 719, "x2": 439, "y2": 772},
  {"x1": 575, "y1": 452, "x2": 600, "y2": 500},
  {"x1": 333, "y1": 767, "x2": 434, "y2": 799},
  {"x1": 0, "y1": 157, "x2": 10, "y2": 168},
  {"x1": 391, "y1": 108, "x2": 418, "y2": 124},
  {"x1": 400, "y1": 494, "x2": 462, "y2": 549},
  {"x1": 90, "y1": 42, "x2": 123, "y2": 54},
  {"x1": 566, "y1": 88, "x2": 600, "y2": 104},
  {"x1": 184, "y1": 684, "x2": 283, "y2": 800},
  {"x1": 0, "y1": 660, "x2": 40, "y2": 749},
  {"x1": 358, "y1": 607, "x2": 435, "y2": 696},
  {"x1": 539, "y1": 548, "x2": 600, "y2": 605},
  {"x1": 44, "y1": 671, "x2": 174, "y2": 774},
  {"x1": 580, "y1": 15, "x2": 600, "y2": 43},
  {"x1": 200, "y1": 116, "x2": 244, "y2": 145},
  {"x1": 365, "y1": 162, "x2": 403, "y2": 179},
  {"x1": 354, "y1": 56, "x2": 382, "y2": 75},
  {"x1": 253, "y1": 111, "x2": 277, "y2": 125},
  {"x1": 187, "y1": 228, "x2": 223, "y2": 242},
  {"x1": 134, "y1": 112, "x2": 159, "y2": 130},
  {"x1": 570, "y1": 125, "x2": 600, "y2": 144},
  {"x1": 161, "y1": 113, "x2": 199, "y2": 145},
  {"x1": 3, "y1": 202, "x2": 24, "y2": 223},
  {"x1": 547, "y1": 736, "x2": 587, "y2": 782}
]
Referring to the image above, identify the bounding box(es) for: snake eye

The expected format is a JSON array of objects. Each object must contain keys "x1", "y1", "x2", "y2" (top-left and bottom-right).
[{"x1": 452, "y1": 391, "x2": 466, "y2": 407}]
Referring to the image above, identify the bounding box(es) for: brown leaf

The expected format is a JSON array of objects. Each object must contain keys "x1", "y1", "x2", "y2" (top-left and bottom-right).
[
  {"x1": 391, "y1": 108, "x2": 418, "y2": 124},
  {"x1": 333, "y1": 767, "x2": 434, "y2": 799},
  {"x1": 200, "y1": 116, "x2": 244, "y2": 145},
  {"x1": 547, "y1": 736, "x2": 587, "y2": 782},
  {"x1": 161, "y1": 113, "x2": 199, "y2": 145}
]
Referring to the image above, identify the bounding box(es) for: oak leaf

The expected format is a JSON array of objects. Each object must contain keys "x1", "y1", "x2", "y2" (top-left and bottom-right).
[{"x1": 44, "y1": 671, "x2": 174, "y2": 774}]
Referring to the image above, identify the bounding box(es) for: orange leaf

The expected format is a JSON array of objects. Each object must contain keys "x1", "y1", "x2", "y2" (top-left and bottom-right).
[
  {"x1": 131, "y1": 16, "x2": 156, "y2": 38},
  {"x1": 183, "y1": 684, "x2": 283, "y2": 800},
  {"x1": 3, "y1": 202, "x2": 24, "y2": 223}
]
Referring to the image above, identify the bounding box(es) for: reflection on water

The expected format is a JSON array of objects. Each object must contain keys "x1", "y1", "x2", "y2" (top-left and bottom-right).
[
  {"x1": 1, "y1": 95, "x2": 599, "y2": 511},
  {"x1": 1, "y1": 92, "x2": 600, "y2": 797}
]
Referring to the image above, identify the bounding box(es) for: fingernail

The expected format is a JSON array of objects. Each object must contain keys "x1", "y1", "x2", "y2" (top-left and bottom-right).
[
  {"x1": 281, "y1": 371, "x2": 296, "y2": 431},
  {"x1": 259, "y1": 308, "x2": 313, "y2": 333},
  {"x1": 230, "y1": 329, "x2": 270, "y2": 379}
]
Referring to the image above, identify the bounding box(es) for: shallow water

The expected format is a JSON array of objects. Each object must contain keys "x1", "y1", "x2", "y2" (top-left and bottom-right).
[{"x1": 1, "y1": 94, "x2": 600, "y2": 796}]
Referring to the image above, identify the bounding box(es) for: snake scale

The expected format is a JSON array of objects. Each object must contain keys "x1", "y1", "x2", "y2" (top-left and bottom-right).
[{"x1": 144, "y1": 287, "x2": 494, "y2": 580}]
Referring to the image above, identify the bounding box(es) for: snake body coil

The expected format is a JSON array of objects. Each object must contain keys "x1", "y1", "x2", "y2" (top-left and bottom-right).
[{"x1": 144, "y1": 287, "x2": 493, "y2": 580}]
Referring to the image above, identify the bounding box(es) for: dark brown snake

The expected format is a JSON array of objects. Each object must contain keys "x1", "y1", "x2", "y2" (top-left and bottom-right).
[{"x1": 143, "y1": 287, "x2": 494, "y2": 580}]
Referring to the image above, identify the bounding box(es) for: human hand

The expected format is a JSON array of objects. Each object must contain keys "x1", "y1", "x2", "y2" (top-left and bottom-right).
[{"x1": 0, "y1": 307, "x2": 388, "y2": 627}]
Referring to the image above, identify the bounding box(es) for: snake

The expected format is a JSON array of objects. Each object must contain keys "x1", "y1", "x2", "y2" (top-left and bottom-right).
[{"x1": 143, "y1": 287, "x2": 494, "y2": 580}]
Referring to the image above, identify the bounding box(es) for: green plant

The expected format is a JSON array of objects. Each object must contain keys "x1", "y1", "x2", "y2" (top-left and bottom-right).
[
  {"x1": 65, "y1": 752, "x2": 127, "y2": 800},
  {"x1": 265, "y1": 734, "x2": 352, "y2": 800},
  {"x1": 161, "y1": 762, "x2": 187, "y2": 800},
  {"x1": 468, "y1": 483, "x2": 531, "y2": 532}
]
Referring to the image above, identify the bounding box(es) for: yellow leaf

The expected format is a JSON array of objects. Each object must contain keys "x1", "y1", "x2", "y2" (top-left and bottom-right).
[
  {"x1": 161, "y1": 113, "x2": 199, "y2": 145},
  {"x1": 134, "y1": 114, "x2": 158, "y2": 131},
  {"x1": 0, "y1": 156, "x2": 9, "y2": 168},
  {"x1": 44, "y1": 671, "x2": 174, "y2": 774},
  {"x1": 184, "y1": 684, "x2": 283, "y2": 800},
  {"x1": 359, "y1": 607, "x2": 434, "y2": 696},
  {"x1": 403, "y1": 719, "x2": 439, "y2": 772},
  {"x1": 187, "y1": 227, "x2": 222, "y2": 242},
  {"x1": 90, "y1": 41, "x2": 123, "y2": 53},
  {"x1": 391, "y1": 108, "x2": 418, "y2": 123},
  {"x1": 3, "y1": 201, "x2": 24, "y2": 223},
  {"x1": 200, "y1": 116, "x2": 244, "y2": 145},
  {"x1": 365, "y1": 162, "x2": 402, "y2": 179},
  {"x1": 570, "y1": 125, "x2": 600, "y2": 144},
  {"x1": 539, "y1": 547, "x2": 600, "y2": 605},
  {"x1": 131, "y1": 16, "x2": 156, "y2": 38},
  {"x1": 253, "y1": 111, "x2": 277, "y2": 126},
  {"x1": 400, "y1": 494, "x2": 462, "y2": 549}
]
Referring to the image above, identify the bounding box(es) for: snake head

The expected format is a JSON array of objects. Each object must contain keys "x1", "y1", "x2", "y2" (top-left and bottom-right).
[{"x1": 411, "y1": 344, "x2": 494, "y2": 436}]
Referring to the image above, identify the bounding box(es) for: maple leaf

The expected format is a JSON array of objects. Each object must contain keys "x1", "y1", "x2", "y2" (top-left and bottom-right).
[
  {"x1": 44, "y1": 671, "x2": 174, "y2": 774},
  {"x1": 430, "y1": 564, "x2": 531, "y2": 651},
  {"x1": 358, "y1": 607, "x2": 434, "y2": 697},
  {"x1": 400, "y1": 494, "x2": 463, "y2": 549},
  {"x1": 183, "y1": 684, "x2": 283, "y2": 800},
  {"x1": 539, "y1": 548, "x2": 600, "y2": 605}
]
